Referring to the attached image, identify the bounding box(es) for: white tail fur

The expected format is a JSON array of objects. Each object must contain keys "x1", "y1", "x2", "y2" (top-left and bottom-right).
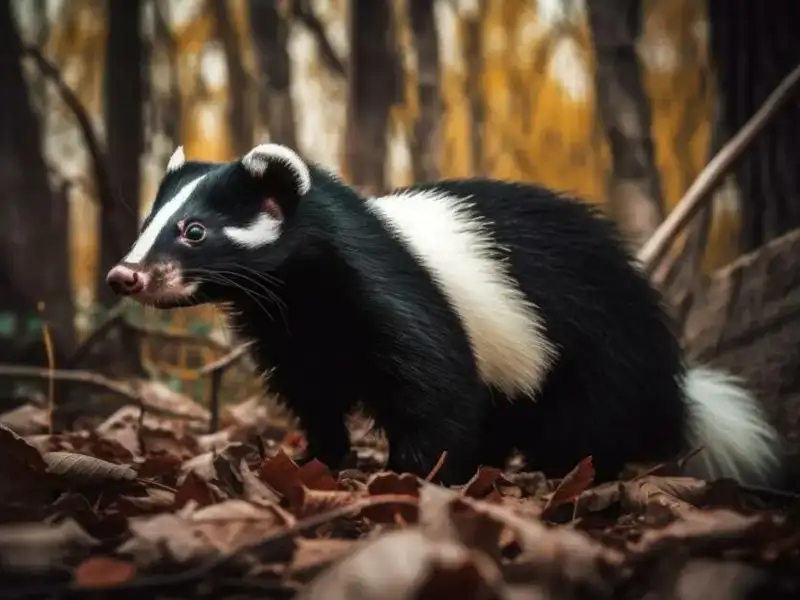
[{"x1": 682, "y1": 366, "x2": 782, "y2": 486}]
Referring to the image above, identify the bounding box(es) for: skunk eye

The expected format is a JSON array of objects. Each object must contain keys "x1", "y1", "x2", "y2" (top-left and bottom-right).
[{"x1": 182, "y1": 222, "x2": 207, "y2": 244}]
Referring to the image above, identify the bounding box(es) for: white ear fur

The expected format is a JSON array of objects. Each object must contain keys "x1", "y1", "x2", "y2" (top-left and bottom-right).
[
  {"x1": 240, "y1": 143, "x2": 312, "y2": 196},
  {"x1": 166, "y1": 146, "x2": 186, "y2": 173}
]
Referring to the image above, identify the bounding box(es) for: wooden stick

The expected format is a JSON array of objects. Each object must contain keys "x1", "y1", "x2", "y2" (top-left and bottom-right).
[
  {"x1": 0, "y1": 364, "x2": 140, "y2": 404},
  {"x1": 637, "y1": 62, "x2": 800, "y2": 276}
]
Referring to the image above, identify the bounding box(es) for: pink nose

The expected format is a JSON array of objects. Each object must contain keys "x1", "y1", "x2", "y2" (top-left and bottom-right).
[{"x1": 106, "y1": 265, "x2": 144, "y2": 296}]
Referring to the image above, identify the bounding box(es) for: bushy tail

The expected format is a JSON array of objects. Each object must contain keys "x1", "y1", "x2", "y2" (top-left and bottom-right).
[{"x1": 682, "y1": 366, "x2": 782, "y2": 486}]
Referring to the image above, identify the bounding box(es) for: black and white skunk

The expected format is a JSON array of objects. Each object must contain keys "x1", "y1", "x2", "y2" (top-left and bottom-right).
[{"x1": 106, "y1": 142, "x2": 782, "y2": 486}]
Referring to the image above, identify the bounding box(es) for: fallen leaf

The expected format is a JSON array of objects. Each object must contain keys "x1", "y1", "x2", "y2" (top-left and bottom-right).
[
  {"x1": 173, "y1": 470, "x2": 220, "y2": 509},
  {"x1": 541, "y1": 456, "x2": 595, "y2": 519},
  {"x1": 286, "y1": 485, "x2": 364, "y2": 517},
  {"x1": 363, "y1": 472, "x2": 421, "y2": 524},
  {"x1": 116, "y1": 488, "x2": 177, "y2": 515},
  {"x1": 288, "y1": 538, "x2": 361, "y2": 582},
  {"x1": 73, "y1": 556, "x2": 136, "y2": 588},
  {"x1": 139, "y1": 380, "x2": 210, "y2": 423},
  {"x1": 119, "y1": 513, "x2": 209, "y2": 566},
  {"x1": 258, "y1": 448, "x2": 301, "y2": 496},
  {"x1": 0, "y1": 423, "x2": 55, "y2": 507},
  {"x1": 623, "y1": 476, "x2": 709, "y2": 516},
  {"x1": 298, "y1": 459, "x2": 340, "y2": 491},
  {"x1": 0, "y1": 403, "x2": 49, "y2": 435},
  {"x1": 461, "y1": 466, "x2": 503, "y2": 499},
  {"x1": 414, "y1": 552, "x2": 503, "y2": 600},
  {"x1": 296, "y1": 528, "x2": 499, "y2": 600},
  {"x1": 43, "y1": 452, "x2": 137, "y2": 485},
  {"x1": 240, "y1": 459, "x2": 281, "y2": 506},
  {"x1": 0, "y1": 519, "x2": 99, "y2": 574},
  {"x1": 136, "y1": 452, "x2": 183, "y2": 482}
]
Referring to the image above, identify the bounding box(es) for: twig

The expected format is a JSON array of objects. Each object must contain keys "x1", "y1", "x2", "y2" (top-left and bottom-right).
[
  {"x1": 199, "y1": 342, "x2": 253, "y2": 433},
  {"x1": 0, "y1": 364, "x2": 140, "y2": 404},
  {"x1": 21, "y1": 46, "x2": 118, "y2": 249},
  {"x1": 637, "y1": 62, "x2": 800, "y2": 278},
  {"x1": 425, "y1": 451, "x2": 448, "y2": 482},
  {"x1": 291, "y1": 0, "x2": 347, "y2": 76},
  {"x1": 198, "y1": 342, "x2": 253, "y2": 377}
]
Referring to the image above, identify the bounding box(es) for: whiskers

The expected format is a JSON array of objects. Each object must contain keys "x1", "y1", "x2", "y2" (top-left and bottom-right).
[{"x1": 188, "y1": 265, "x2": 290, "y2": 333}]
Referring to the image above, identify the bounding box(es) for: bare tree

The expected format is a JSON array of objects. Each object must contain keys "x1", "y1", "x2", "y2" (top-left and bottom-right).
[
  {"x1": 98, "y1": 0, "x2": 146, "y2": 308},
  {"x1": 344, "y1": 0, "x2": 402, "y2": 194},
  {"x1": 409, "y1": 0, "x2": 442, "y2": 182},
  {"x1": 0, "y1": 0, "x2": 75, "y2": 356},
  {"x1": 463, "y1": 1, "x2": 485, "y2": 176},
  {"x1": 249, "y1": 0, "x2": 297, "y2": 148},
  {"x1": 210, "y1": 0, "x2": 251, "y2": 156},
  {"x1": 587, "y1": 0, "x2": 664, "y2": 249}
]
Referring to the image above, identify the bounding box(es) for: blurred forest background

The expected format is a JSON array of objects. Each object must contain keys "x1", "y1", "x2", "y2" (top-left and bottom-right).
[{"x1": 1, "y1": 0, "x2": 799, "y2": 425}]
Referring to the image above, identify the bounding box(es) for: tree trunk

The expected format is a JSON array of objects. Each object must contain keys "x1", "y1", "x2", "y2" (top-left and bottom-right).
[
  {"x1": 210, "y1": 0, "x2": 251, "y2": 156},
  {"x1": 586, "y1": 0, "x2": 664, "y2": 250},
  {"x1": 98, "y1": 0, "x2": 145, "y2": 308},
  {"x1": 248, "y1": 0, "x2": 297, "y2": 148},
  {"x1": 708, "y1": 0, "x2": 800, "y2": 254},
  {"x1": 408, "y1": 0, "x2": 441, "y2": 182},
  {"x1": 344, "y1": 0, "x2": 401, "y2": 195},
  {"x1": 0, "y1": 0, "x2": 75, "y2": 356},
  {"x1": 463, "y1": 2, "x2": 485, "y2": 176}
]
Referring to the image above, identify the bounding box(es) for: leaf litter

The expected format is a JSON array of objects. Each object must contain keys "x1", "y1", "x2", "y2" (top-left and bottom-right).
[{"x1": 0, "y1": 396, "x2": 798, "y2": 600}]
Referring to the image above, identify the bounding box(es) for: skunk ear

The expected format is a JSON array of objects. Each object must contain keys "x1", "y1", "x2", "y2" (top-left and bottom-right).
[
  {"x1": 239, "y1": 143, "x2": 312, "y2": 205},
  {"x1": 166, "y1": 145, "x2": 186, "y2": 172}
]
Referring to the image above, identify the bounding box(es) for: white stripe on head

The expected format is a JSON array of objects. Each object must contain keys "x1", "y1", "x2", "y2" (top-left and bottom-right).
[
  {"x1": 366, "y1": 190, "x2": 558, "y2": 399},
  {"x1": 223, "y1": 213, "x2": 282, "y2": 248},
  {"x1": 124, "y1": 175, "x2": 207, "y2": 263},
  {"x1": 241, "y1": 143, "x2": 312, "y2": 196}
]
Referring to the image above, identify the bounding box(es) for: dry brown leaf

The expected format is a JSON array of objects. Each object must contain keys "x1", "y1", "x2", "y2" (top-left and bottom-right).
[
  {"x1": 363, "y1": 472, "x2": 421, "y2": 524},
  {"x1": 296, "y1": 528, "x2": 500, "y2": 600},
  {"x1": 0, "y1": 423, "x2": 48, "y2": 471},
  {"x1": 461, "y1": 466, "x2": 503, "y2": 499},
  {"x1": 0, "y1": 519, "x2": 99, "y2": 573},
  {"x1": 116, "y1": 488, "x2": 177, "y2": 515},
  {"x1": 258, "y1": 448, "x2": 302, "y2": 496},
  {"x1": 419, "y1": 484, "x2": 505, "y2": 557},
  {"x1": 139, "y1": 380, "x2": 210, "y2": 422},
  {"x1": 541, "y1": 456, "x2": 595, "y2": 519},
  {"x1": 288, "y1": 538, "x2": 362, "y2": 582},
  {"x1": 73, "y1": 556, "x2": 136, "y2": 588},
  {"x1": 623, "y1": 476, "x2": 709, "y2": 516},
  {"x1": 414, "y1": 552, "x2": 503, "y2": 600},
  {"x1": 119, "y1": 513, "x2": 211, "y2": 566},
  {"x1": 286, "y1": 485, "x2": 365, "y2": 517},
  {"x1": 173, "y1": 470, "x2": 220, "y2": 509},
  {"x1": 43, "y1": 451, "x2": 137, "y2": 485},
  {"x1": 298, "y1": 458, "x2": 340, "y2": 491},
  {"x1": 136, "y1": 452, "x2": 183, "y2": 482},
  {"x1": 189, "y1": 499, "x2": 295, "y2": 555},
  {"x1": 0, "y1": 403, "x2": 49, "y2": 435},
  {"x1": 240, "y1": 459, "x2": 281, "y2": 506},
  {"x1": 0, "y1": 423, "x2": 54, "y2": 506}
]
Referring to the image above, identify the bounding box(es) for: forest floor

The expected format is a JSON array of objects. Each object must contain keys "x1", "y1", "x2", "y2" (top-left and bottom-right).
[{"x1": 0, "y1": 382, "x2": 799, "y2": 600}]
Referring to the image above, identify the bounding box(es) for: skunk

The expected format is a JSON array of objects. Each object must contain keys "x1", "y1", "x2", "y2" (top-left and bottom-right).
[{"x1": 106, "y1": 142, "x2": 782, "y2": 486}]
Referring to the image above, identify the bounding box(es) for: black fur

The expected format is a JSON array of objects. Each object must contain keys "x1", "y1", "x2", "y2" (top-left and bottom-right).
[{"x1": 115, "y1": 154, "x2": 690, "y2": 485}]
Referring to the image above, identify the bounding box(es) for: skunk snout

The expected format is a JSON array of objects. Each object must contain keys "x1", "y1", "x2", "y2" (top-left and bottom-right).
[{"x1": 106, "y1": 264, "x2": 145, "y2": 296}]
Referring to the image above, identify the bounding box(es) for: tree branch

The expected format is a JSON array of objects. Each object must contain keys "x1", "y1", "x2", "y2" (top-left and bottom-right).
[
  {"x1": 291, "y1": 0, "x2": 347, "y2": 76},
  {"x1": 21, "y1": 46, "x2": 117, "y2": 219},
  {"x1": 638, "y1": 62, "x2": 800, "y2": 279}
]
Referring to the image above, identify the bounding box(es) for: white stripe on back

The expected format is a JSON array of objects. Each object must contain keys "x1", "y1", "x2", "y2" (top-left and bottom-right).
[
  {"x1": 366, "y1": 190, "x2": 557, "y2": 399},
  {"x1": 125, "y1": 175, "x2": 207, "y2": 263}
]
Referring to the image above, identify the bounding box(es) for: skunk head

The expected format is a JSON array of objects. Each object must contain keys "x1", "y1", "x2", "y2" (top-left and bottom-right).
[{"x1": 105, "y1": 143, "x2": 315, "y2": 308}]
